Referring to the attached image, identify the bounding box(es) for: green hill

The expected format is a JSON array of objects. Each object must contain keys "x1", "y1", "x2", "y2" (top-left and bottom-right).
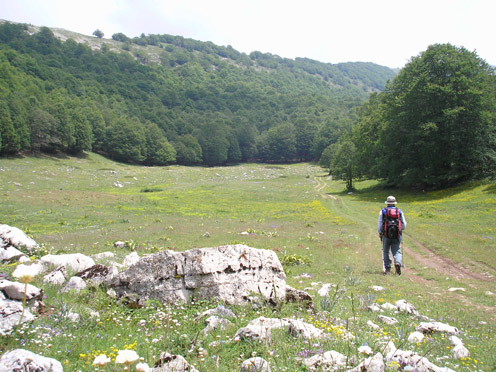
[{"x1": 0, "y1": 20, "x2": 396, "y2": 165}]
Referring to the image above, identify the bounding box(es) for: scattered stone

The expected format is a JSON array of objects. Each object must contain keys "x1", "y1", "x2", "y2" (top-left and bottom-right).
[
  {"x1": 285, "y1": 285, "x2": 313, "y2": 308},
  {"x1": 152, "y1": 352, "x2": 198, "y2": 372},
  {"x1": 92, "y1": 251, "x2": 116, "y2": 260},
  {"x1": 318, "y1": 283, "x2": 332, "y2": 297},
  {"x1": 202, "y1": 232, "x2": 210, "y2": 237},
  {"x1": 234, "y1": 317, "x2": 290, "y2": 341},
  {"x1": 395, "y1": 299, "x2": 419, "y2": 316},
  {"x1": 43, "y1": 266, "x2": 67, "y2": 286},
  {"x1": 62, "y1": 276, "x2": 87, "y2": 293},
  {"x1": 367, "y1": 320, "x2": 381, "y2": 330},
  {"x1": 452, "y1": 344, "x2": 470, "y2": 359},
  {"x1": 0, "y1": 279, "x2": 43, "y2": 302},
  {"x1": 286, "y1": 318, "x2": 326, "y2": 340},
  {"x1": 0, "y1": 297, "x2": 36, "y2": 335},
  {"x1": 40, "y1": 253, "x2": 95, "y2": 273},
  {"x1": 449, "y1": 336, "x2": 469, "y2": 359},
  {"x1": 380, "y1": 302, "x2": 397, "y2": 311},
  {"x1": 371, "y1": 285, "x2": 385, "y2": 292},
  {"x1": 195, "y1": 304, "x2": 236, "y2": 321},
  {"x1": 377, "y1": 315, "x2": 398, "y2": 325},
  {"x1": 0, "y1": 246, "x2": 26, "y2": 263},
  {"x1": 485, "y1": 291, "x2": 494, "y2": 296},
  {"x1": 416, "y1": 321, "x2": 460, "y2": 335},
  {"x1": 448, "y1": 287, "x2": 465, "y2": 292},
  {"x1": 386, "y1": 349, "x2": 456, "y2": 372},
  {"x1": 240, "y1": 357, "x2": 271, "y2": 372},
  {"x1": 123, "y1": 251, "x2": 140, "y2": 267},
  {"x1": 304, "y1": 350, "x2": 348, "y2": 371},
  {"x1": 368, "y1": 304, "x2": 383, "y2": 313},
  {"x1": 110, "y1": 245, "x2": 286, "y2": 306},
  {"x1": 114, "y1": 241, "x2": 126, "y2": 249},
  {"x1": 0, "y1": 349, "x2": 63, "y2": 372},
  {"x1": 407, "y1": 331, "x2": 424, "y2": 343},
  {"x1": 203, "y1": 315, "x2": 233, "y2": 334},
  {"x1": 0, "y1": 224, "x2": 38, "y2": 253},
  {"x1": 76, "y1": 264, "x2": 117, "y2": 286},
  {"x1": 348, "y1": 352, "x2": 384, "y2": 372}
]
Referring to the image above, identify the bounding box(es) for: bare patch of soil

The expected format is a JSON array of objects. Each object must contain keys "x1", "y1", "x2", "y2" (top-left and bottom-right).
[{"x1": 403, "y1": 234, "x2": 496, "y2": 282}]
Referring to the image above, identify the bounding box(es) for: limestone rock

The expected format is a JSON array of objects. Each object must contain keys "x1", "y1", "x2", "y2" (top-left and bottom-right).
[
  {"x1": 62, "y1": 276, "x2": 87, "y2": 293},
  {"x1": 110, "y1": 245, "x2": 286, "y2": 306},
  {"x1": 92, "y1": 251, "x2": 116, "y2": 260},
  {"x1": 395, "y1": 299, "x2": 419, "y2": 316},
  {"x1": 0, "y1": 280, "x2": 43, "y2": 301},
  {"x1": 241, "y1": 357, "x2": 271, "y2": 372},
  {"x1": 234, "y1": 317, "x2": 290, "y2": 341},
  {"x1": 40, "y1": 253, "x2": 95, "y2": 273},
  {"x1": 123, "y1": 251, "x2": 140, "y2": 267},
  {"x1": 0, "y1": 224, "x2": 38, "y2": 253},
  {"x1": 304, "y1": 350, "x2": 348, "y2": 371},
  {"x1": 377, "y1": 315, "x2": 398, "y2": 325},
  {"x1": 203, "y1": 315, "x2": 233, "y2": 335},
  {"x1": 285, "y1": 285, "x2": 313, "y2": 308},
  {"x1": 76, "y1": 264, "x2": 118, "y2": 286},
  {"x1": 43, "y1": 266, "x2": 67, "y2": 286},
  {"x1": 349, "y1": 352, "x2": 385, "y2": 372},
  {"x1": 386, "y1": 349, "x2": 456, "y2": 372},
  {"x1": 416, "y1": 321, "x2": 460, "y2": 335},
  {"x1": 286, "y1": 318, "x2": 326, "y2": 340},
  {"x1": 0, "y1": 246, "x2": 26, "y2": 263},
  {"x1": 0, "y1": 297, "x2": 36, "y2": 335},
  {"x1": 151, "y1": 352, "x2": 198, "y2": 372},
  {"x1": 0, "y1": 349, "x2": 63, "y2": 372}
]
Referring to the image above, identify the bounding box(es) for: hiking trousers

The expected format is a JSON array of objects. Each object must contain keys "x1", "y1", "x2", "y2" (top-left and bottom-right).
[{"x1": 382, "y1": 235, "x2": 402, "y2": 269}]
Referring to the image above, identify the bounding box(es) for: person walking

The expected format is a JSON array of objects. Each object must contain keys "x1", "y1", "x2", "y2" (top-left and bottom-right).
[{"x1": 378, "y1": 196, "x2": 407, "y2": 275}]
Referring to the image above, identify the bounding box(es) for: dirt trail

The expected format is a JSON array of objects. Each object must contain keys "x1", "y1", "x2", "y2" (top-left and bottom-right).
[
  {"x1": 403, "y1": 235, "x2": 496, "y2": 282},
  {"x1": 313, "y1": 176, "x2": 496, "y2": 318}
]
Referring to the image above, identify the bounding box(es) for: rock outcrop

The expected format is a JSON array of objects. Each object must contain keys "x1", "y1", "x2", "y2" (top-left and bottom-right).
[{"x1": 110, "y1": 244, "x2": 286, "y2": 306}]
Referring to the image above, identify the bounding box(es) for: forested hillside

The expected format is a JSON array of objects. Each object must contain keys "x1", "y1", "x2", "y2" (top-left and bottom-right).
[{"x1": 0, "y1": 21, "x2": 396, "y2": 165}]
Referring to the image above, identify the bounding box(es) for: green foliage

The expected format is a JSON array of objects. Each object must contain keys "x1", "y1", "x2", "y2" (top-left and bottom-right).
[
  {"x1": 92, "y1": 29, "x2": 104, "y2": 38},
  {"x1": 0, "y1": 21, "x2": 395, "y2": 165},
  {"x1": 354, "y1": 43, "x2": 496, "y2": 188}
]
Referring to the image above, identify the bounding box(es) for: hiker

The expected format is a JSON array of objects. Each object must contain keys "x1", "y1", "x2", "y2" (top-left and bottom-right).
[{"x1": 378, "y1": 195, "x2": 407, "y2": 275}]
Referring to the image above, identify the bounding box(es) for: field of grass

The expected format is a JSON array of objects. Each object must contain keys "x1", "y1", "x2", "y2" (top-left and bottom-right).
[{"x1": 1, "y1": 153, "x2": 495, "y2": 371}]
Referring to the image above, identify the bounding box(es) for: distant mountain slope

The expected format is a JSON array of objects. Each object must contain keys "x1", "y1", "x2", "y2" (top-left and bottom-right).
[{"x1": 0, "y1": 20, "x2": 396, "y2": 165}]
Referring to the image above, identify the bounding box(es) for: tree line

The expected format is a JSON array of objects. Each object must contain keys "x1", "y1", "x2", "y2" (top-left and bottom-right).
[
  {"x1": 0, "y1": 21, "x2": 396, "y2": 166},
  {"x1": 323, "y1": 44, "x2": 496, "y2": 189}
]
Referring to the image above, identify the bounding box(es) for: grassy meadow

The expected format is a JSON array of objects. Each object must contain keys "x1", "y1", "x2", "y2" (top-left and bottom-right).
[{"x1": 0, "y1": 153, "x2": 495, "y2": 371}]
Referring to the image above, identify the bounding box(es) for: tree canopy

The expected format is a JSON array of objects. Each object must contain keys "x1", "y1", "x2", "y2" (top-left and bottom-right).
[
  {"x1": 351, "y1": 43, "x2": 496, "y2": 188},
  {"x1": 0, "y1": 21, "x2": 395, "y2": 165}
]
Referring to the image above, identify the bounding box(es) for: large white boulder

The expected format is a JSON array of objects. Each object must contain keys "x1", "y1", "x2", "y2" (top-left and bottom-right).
[
  {"x1": 0, "y1": 280, "x2": 42, "y2": 301},
  {"x1": 110, "y1": 244, "x2": 286, "y2": 306},
  {"x1": 0, "y1": 349, "x2": 63, "y2": 372},
  {"x1": 0, "y1": 224, "x2": 38, "y2": 253},
  {"x1": 40, "y1": 253, "x2": 95, "y2": 273}
]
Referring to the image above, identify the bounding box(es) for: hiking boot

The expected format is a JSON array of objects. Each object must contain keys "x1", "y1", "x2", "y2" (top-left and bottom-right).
[
  {"x1": 395, "y1": 263, "x2": 401, "y2": 275},
  {"x1": 383, "y1": 267, "x2": 391, "y2": 275}
]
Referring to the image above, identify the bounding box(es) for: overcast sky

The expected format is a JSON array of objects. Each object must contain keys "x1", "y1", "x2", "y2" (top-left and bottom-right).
[{"x1": 1, "y1": 0, "x2": 495, "y2": 68}]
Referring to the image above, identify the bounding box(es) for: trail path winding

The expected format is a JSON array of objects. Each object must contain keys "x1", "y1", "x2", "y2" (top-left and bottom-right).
[{"x1": 313, "y1": 176, "x2": 496, "y2": 318}]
